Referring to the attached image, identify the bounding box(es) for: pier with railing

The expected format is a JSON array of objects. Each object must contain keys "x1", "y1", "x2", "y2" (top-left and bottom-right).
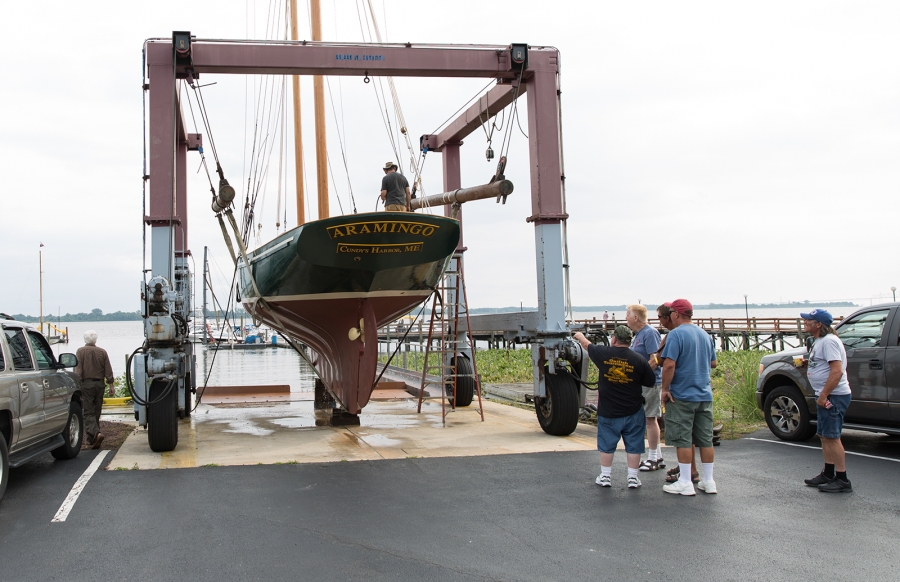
[{"x1": 376, "y1": 315, "x2": 833, "y2": 354}]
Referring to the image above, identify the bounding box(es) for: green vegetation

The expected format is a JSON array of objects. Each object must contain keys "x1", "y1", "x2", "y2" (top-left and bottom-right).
[
  {"x1": 387, "y1": 347, "x2": 765, "y2": 437},
  {"x1": 711, "y1": 350, "x2": 768, "y2": 437}
]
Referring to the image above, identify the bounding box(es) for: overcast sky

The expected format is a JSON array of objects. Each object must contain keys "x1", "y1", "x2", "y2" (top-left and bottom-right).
[{"x1": 1, "y1": 1, "x2": 898, "y2": 316}]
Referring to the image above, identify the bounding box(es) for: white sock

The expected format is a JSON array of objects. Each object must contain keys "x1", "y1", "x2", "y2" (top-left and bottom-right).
[
  {"x1": 702, "y1": 462, "x2": 714, "y2": 482},
  {"x1": 678, "y1": 463, "x2": 693, "y2": 485},
  {"x1": 656, "y1": 446, "x2": 663, "y2": 459},
  {"x1": 600, "y1": 465, "x2": 611, "y2": 477},
  {"x1": 627, "y1": 467, "x2": 638, "y2": 479},
  {"x1": 648, "y1": 448, "x2": 658, "y2": 462}
]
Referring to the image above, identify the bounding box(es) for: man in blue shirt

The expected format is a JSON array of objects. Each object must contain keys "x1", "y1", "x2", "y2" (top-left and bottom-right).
[{"x1": 659, "y1": 299, "x2": 718, "y2": 496}]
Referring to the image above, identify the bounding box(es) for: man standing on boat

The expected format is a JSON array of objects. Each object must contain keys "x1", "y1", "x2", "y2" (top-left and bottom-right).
[
  {"x1": 381, "y1": 162, "x2": 411, "y2": 212},
  {"x1": 74, "y1": 330, "x2": 115, "y2": 449}
]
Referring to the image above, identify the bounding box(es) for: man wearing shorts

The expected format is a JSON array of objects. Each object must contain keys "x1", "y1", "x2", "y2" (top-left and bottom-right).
[
  {"x1": 626, "y1": 304, "x2": 665, "y2": 471},
  {"x1": 660, "y1": 299, "x2": 718, "y2": 496},
  {"x1": 799, "y1": 309, "x2": 853, "y2": 493},
  {"x1": 574, "y1": 326, "x2": 656, "y2": 489}
]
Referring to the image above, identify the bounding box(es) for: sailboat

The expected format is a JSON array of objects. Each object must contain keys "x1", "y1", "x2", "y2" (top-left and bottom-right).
[
  {"x1": 238, "y1": 212, "x2": 460, "y2": 415},
  {"x1": 219, "y1": 0, "x2": 464, "y2": 418}
]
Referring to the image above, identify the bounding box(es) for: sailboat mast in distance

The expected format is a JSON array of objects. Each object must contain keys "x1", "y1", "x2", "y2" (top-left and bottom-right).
[
  {"x1": 310, "y1": 0, "x2": 329, "y2": 219},
  {"x1": 290, "y1": 0, "x2": 305, "y2": 226}
]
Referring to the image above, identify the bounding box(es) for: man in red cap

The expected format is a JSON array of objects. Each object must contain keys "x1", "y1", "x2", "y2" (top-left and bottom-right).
[{"x1": 659, "y1": 299, "x2": 718, "y2": 496}]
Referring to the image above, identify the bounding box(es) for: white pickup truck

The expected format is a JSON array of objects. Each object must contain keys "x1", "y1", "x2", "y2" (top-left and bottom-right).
[{"x1": 0, "y1": 314, "x2": 83, "y2": 502}]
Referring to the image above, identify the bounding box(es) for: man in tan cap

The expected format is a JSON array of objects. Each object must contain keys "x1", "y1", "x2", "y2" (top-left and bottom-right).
[{"x1": 380, "y1": 162, "x2": 410, "y2": 211}]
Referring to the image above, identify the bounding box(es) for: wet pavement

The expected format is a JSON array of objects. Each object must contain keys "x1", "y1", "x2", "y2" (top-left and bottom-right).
[
  {"x1": 109, "y1": 392, "x2": 598, "y2": 470},
  {"x1": 2, "y1": 425, "x2": 899, "y2": 581}
]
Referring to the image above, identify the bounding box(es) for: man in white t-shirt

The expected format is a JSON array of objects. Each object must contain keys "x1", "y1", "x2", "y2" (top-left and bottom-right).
[{"x1": 798, "y1": 309, "x2": 853, "y2": 493}]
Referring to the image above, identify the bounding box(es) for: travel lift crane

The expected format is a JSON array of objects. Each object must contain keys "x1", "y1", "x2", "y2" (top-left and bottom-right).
[{"x1": 132, "y1": 33, "x2": 588, "y2": 452}]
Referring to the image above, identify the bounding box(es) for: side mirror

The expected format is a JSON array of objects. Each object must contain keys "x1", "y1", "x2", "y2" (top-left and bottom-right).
[
  {"x1": 805, "y1": 336, "x2": 814, "y2": 351},
  {"x1": 58, "y1": 353, "x2": 78, "y2": 368}
]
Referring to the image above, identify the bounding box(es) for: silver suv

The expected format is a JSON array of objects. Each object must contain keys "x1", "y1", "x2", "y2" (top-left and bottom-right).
[
  {"x1": 756, "y1": 303, "x2": 900, "y2": 441},
  {"x1": 1, "y1": 315, "x2": 83, "y2": 502}
]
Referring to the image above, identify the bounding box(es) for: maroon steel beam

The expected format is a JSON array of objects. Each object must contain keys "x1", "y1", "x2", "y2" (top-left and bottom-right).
[
  {"x1": 144, "y1": 40, "x2": 545, "y2": 79},
  {"x1": 525, "y1": 52, "x2": 565, "y2": 223},
  {"x1": 430, "y1": 82, "x2": 527, "y2": 152}
]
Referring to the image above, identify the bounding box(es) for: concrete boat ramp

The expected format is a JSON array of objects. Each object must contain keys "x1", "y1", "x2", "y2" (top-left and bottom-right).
[{"x1": 108, "y1": 384, "x2": 598, "y2": 470}]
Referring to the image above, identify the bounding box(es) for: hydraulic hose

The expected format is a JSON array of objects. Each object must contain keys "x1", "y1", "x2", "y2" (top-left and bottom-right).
[{"x1": 126, "y1": 346, "x2": 179, "y2": 407}]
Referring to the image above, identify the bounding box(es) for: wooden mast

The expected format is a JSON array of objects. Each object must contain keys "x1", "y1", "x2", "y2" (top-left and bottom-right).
[
  {"x1": 310, "y1": 0, "x2": 329, "y2": 218},
  {"x1": 290, "y1": 0, "x2": 305, "y2": 226}
]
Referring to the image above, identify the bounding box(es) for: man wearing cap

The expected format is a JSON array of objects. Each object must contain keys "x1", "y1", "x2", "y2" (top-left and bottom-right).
[
  {"x1": 380, "y1": 162, "x2": 410, "y2": 212},
  {"x1": 659, "y1": 299, "x2": 718, "y2": 496},
  {"x1": 799, "y1": 309, "x2": 853, "y2": 493},
  {"x1": 574, "y1": 326, "x2": 656, "y2": 489}
]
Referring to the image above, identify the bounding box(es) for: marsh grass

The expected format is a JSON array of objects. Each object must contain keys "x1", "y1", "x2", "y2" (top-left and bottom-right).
[
  {"x1": 711, "y1": 350, "x2": 769, "y2": 437},
  {"x1": 383, "y1": 347, "x2": 767, "y2": 436}
]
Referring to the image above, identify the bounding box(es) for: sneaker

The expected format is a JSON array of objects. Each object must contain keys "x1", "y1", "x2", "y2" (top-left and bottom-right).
[
  {"x1": 696, "y1": 479, "x2": 717, "y2": 494},
  {"x1": 638, "y1": 459, "x2": 662, "y2": 472},
  {"x1": 595, "y1": 474, "x2": 611, "y2": 487},
  {"x1": 627, "y1": 476, "x2": 642, "y2": 488},
  {"x1": 818, "y1": 478, "x2": 852, "y2": 493},
  {"x1": 663, "y1": 480, "x2": 696, "y2": 496},
  {"x1": 804, "y1": 472, "x2": 835, "y2": 487},
  {"x1": 91, "y1": 433, "x2": 105, "y2": 450}
]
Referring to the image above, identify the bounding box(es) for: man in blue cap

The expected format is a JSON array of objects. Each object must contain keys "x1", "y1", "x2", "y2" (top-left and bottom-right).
[{"x1": 798, "y1": 309, "x2": 853, "y2": 492}]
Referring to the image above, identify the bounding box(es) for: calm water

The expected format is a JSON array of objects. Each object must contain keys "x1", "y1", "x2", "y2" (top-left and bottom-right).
[{"x1": 51, "y1": 321, "x2": 315, "y2": 392}]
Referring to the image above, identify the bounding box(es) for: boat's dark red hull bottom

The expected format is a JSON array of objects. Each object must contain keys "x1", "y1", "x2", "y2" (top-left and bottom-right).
[
  {"x1": 245, "y1": 290, "x2": 432, "y2": 413},
  {"x1": 238, "y1": 212, "x2": 460, "y2": 414}
]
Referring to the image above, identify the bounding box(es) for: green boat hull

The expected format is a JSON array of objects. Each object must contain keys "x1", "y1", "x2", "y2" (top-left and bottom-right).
[{"x1": 238, "y1": 212, "x2": 460, "y2": 413}]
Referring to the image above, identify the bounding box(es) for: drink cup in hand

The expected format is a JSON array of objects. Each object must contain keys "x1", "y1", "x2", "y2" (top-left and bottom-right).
[{"x1": 824, "y1": 398, "x2": 833, "y2": 409}]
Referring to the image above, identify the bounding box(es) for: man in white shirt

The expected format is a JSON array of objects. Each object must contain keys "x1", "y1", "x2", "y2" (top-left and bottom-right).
[{"x1": 798, "y1": 309, "x2": 853, "y2": 493}]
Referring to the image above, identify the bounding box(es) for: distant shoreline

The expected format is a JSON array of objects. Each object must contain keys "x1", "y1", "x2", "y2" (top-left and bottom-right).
[{"x1": 8, "y1": 300, "x2": 860, "y2": 322}]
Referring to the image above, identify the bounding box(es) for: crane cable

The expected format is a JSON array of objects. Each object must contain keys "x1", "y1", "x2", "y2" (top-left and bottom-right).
[{"x1": 361, "y1": 0, "x2": 425, "y2": 197}]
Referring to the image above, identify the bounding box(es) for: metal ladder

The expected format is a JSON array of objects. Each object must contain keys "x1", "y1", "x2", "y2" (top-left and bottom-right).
[{"x1": 416, "y1": 253, "x2": 484, "y2": 423}]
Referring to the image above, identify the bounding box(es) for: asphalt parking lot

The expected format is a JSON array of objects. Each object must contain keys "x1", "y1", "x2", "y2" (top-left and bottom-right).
[{"x1": 2, "y1": 428, "x2": 899, "y2": 581}]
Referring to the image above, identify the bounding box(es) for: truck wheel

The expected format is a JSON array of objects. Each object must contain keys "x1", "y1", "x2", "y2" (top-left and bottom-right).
[
  {"x1": 51, "y1": 400, "x2": 84, "y2": 460},
  {"x1": 0, "y1": 433, "x2": 8, "y2": 503},
  {"x1": 148, "y1": 379, "x2": 179, "y2": 452},
  {"x1": 764, "y1": 385, "x2": 816, "y2": 441},
  {"x1": 446, "y1": 356, "x2": 476, "y2": 407},
  {"x1": 535, "y1": 368, "x2": 579, "y2": 436}
]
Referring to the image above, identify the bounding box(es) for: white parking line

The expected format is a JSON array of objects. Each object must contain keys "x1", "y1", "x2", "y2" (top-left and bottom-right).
[
  {"x1": 746, "y1": 438, "x2": 900, "y2": 463},
  {"x1": 51, "y1": 450, "x2": 110, "y2": 523}
]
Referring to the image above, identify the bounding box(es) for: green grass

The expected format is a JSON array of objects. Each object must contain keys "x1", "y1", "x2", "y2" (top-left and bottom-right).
[
  {"x1": 390, "y1": 347, "x2": 766, "y2": 432},
  {"x1": 711, "y1": 350, "x2": 769, "y2": 437}
]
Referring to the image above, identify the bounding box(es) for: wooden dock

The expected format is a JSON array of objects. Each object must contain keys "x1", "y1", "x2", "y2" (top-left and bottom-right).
[{"x1": 376, "y1": 316, "x2": 837, "y2": 352}]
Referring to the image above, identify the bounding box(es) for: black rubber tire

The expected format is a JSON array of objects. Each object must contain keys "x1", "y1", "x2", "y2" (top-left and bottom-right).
[
  {"x1": 446, "y1": 355, "x2": 476, "y2": 407},
  {"x1": 0, "y1": 432, "x2": 8, "y2": 503},
  {"x1": 535, "y1": 368, "x2": 580, "y2": 436},
  {"x1": 764, "y1": 384, "x2": 816, "y2": 441},
  {"x1": 51, "y1": 400, "x2": 84, "y2": 460},
  {"x1": 148, "y1": 379, "x2": 179, "y2": 452}
]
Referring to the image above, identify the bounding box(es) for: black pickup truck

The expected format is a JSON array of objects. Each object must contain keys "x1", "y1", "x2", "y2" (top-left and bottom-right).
[{"x1": 756, "y1": 302, "x2": 900, "y2": 441}]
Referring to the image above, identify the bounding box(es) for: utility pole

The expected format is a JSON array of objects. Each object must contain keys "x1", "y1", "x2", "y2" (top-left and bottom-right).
[{"x1": 39, "y1": 244, "x2": 44, "y2": 334}]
